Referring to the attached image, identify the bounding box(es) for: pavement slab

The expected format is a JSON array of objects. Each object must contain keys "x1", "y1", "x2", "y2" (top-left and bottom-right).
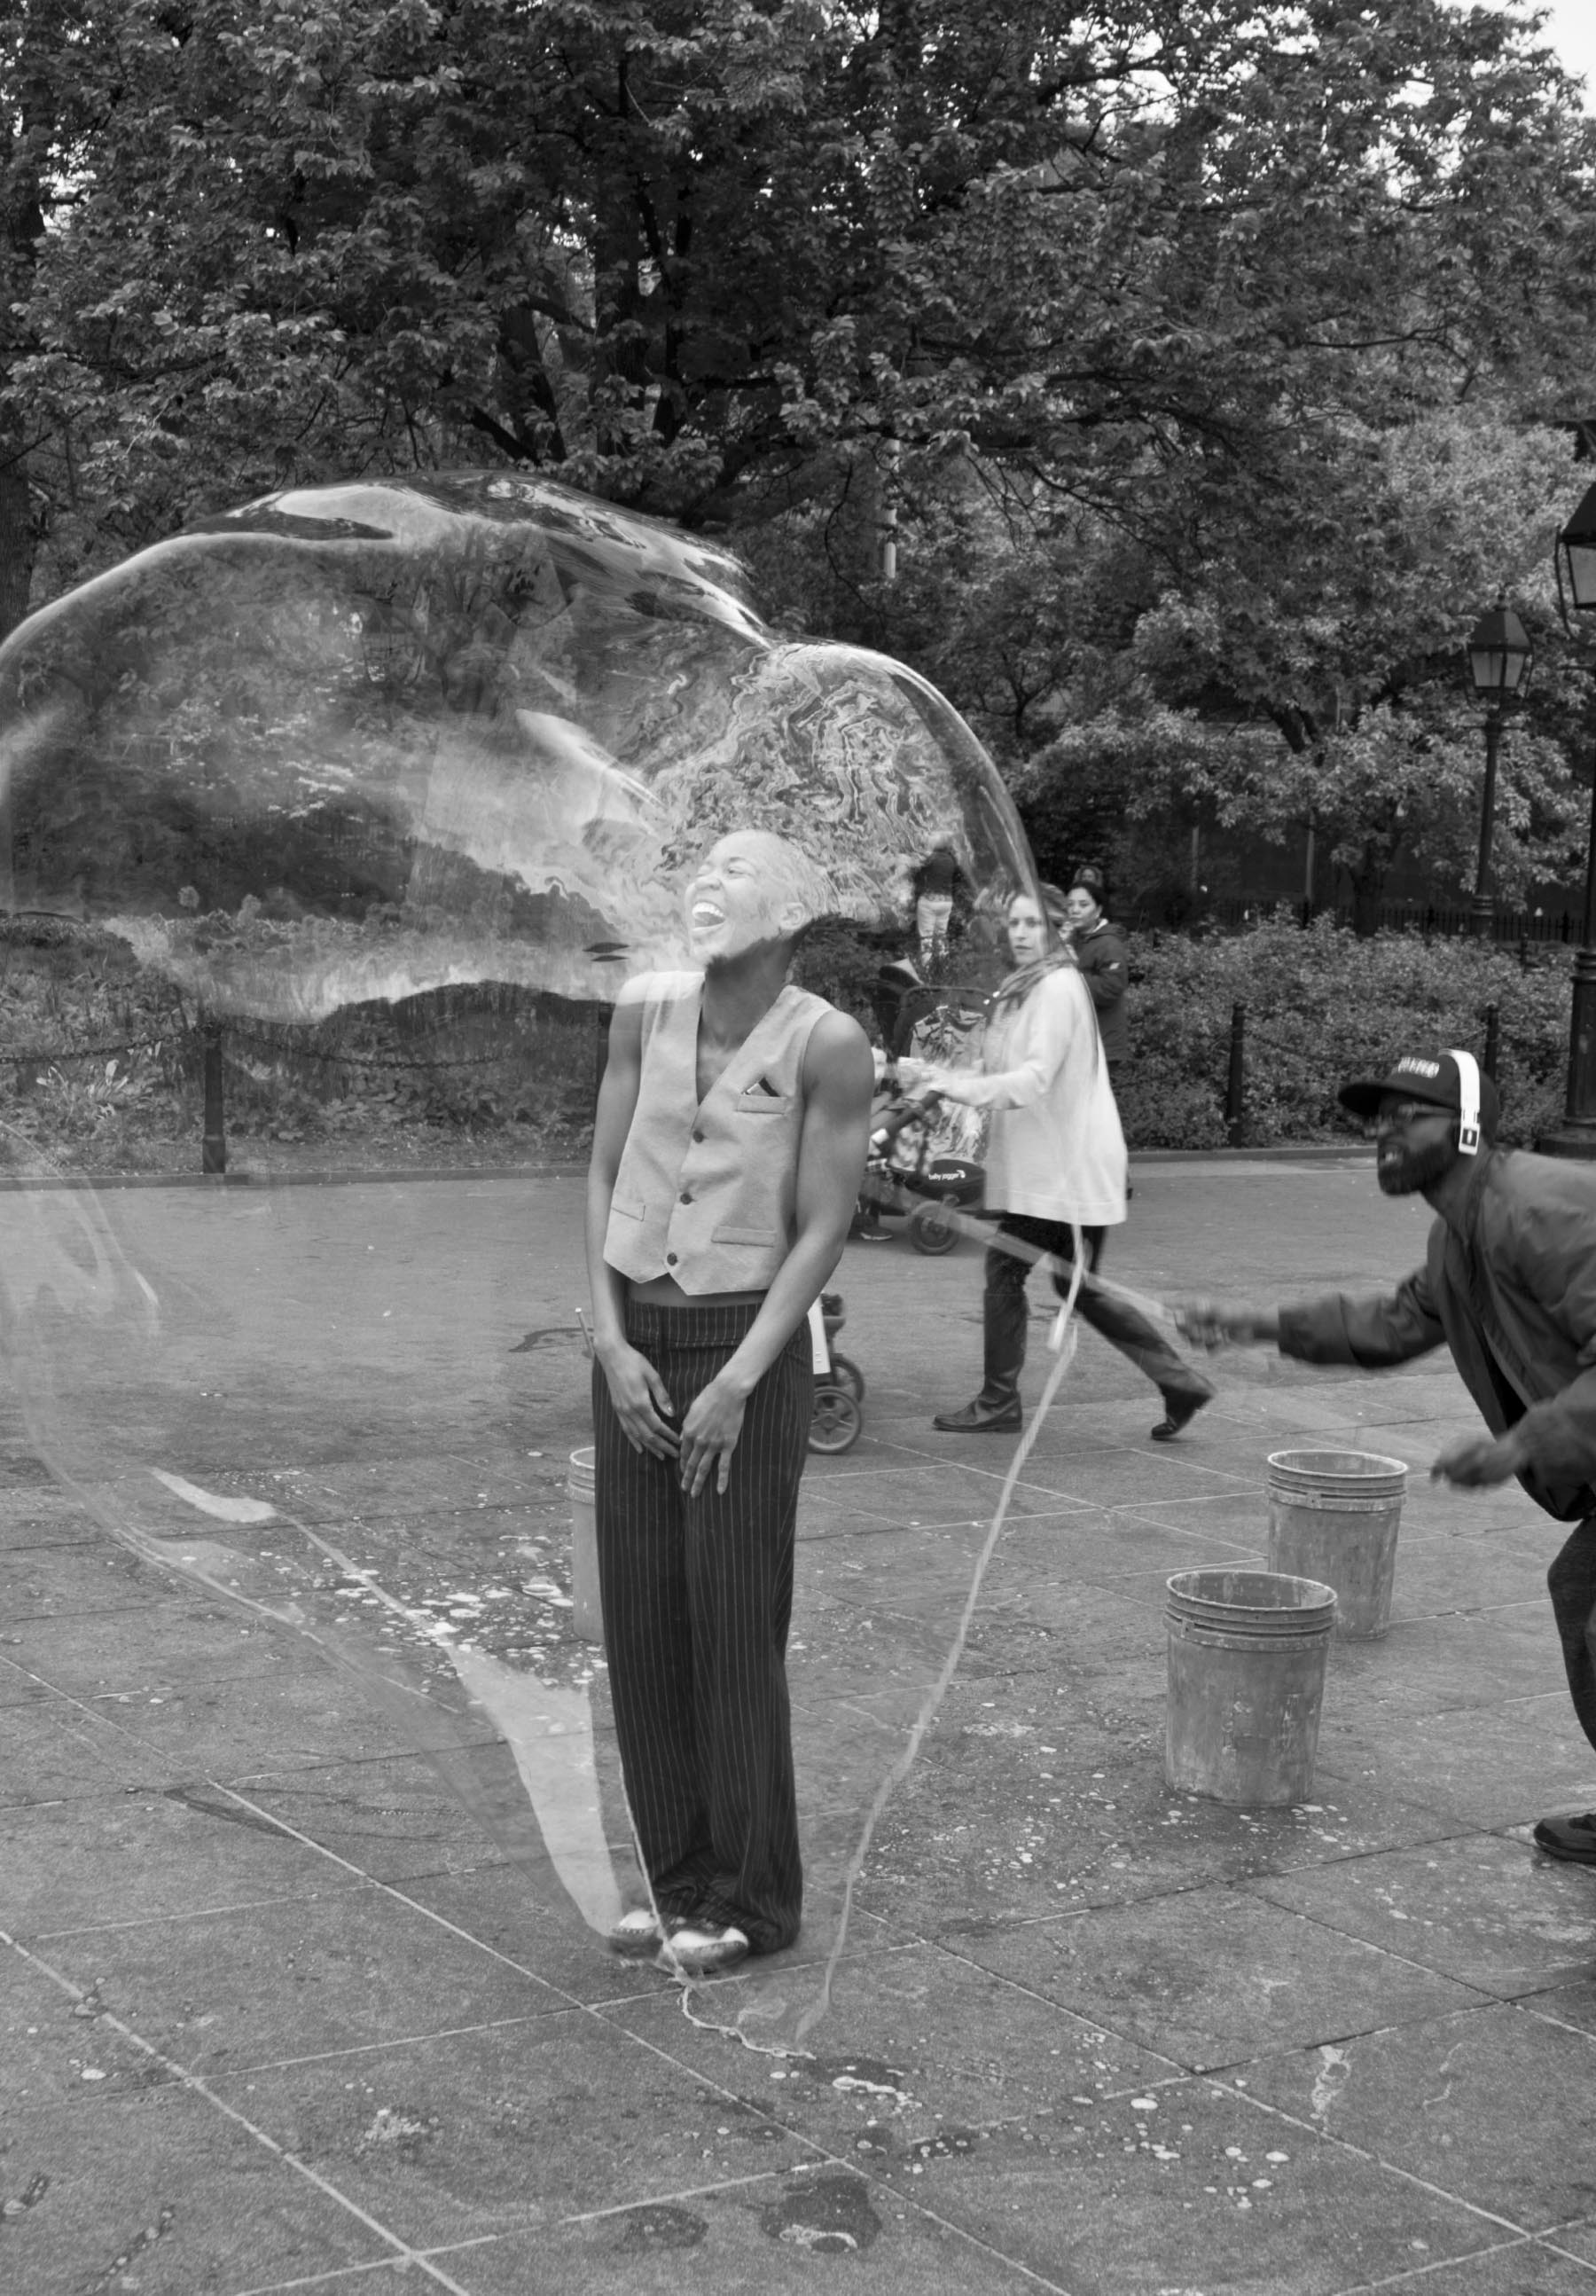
[
  {"x1": 1246, "y1": 1831, "x2": 1596, "y2": 1998},
  {"x1": 961, "y1": 1886, "x2": 1484, "y2": 2073},
  {"x1": 8, "y1": 1158, "x2": 1596, "y2": 2295},
  {"x1": 0, "y1": 1779, "x2": 369, "y2": 1935},
  {"x1": 30, "y1": 1886, "x2": 569, "y2": 2081},
  {"x1": 206, "y1": 2007, "x2": 834, "y2": 2253},
  {"x1": 1238, "y1": 2002, "x2": 1596, "y2": 2234},
  {"x1": 458, "y1": 2171, "x2": 1056, "y2": 2296},
  {"x1": 1, "y1": 1695, "x2": 172, "y2": 1805},
  {"x1": 228, "y1": 1751, "x2": 536, "y2": 1885},
  {"x1": 1319, "y1": 1692, "x2": 1596, "y2": 1833},
  {"x1": 0, "y1": 2083, "x2": 398, "y2": 2296}
]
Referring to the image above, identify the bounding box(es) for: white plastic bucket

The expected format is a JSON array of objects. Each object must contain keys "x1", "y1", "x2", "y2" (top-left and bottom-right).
[
  {"x1": 1165, "y1": 1568, "x2": 1337, "y2": 1806},
  {"x1": 1266, "y1": 1448, "x2": 1407, "y2": 1641}
]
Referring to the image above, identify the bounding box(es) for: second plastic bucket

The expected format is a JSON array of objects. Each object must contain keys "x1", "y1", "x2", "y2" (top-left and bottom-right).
[
  {"x1": 568, "y1": 1445, "x2": 601, "y2": 1644},
  {"x1": 1165, "y1": 1568, "x2": 1336, "y2": 1806},
  {"x1": 1265, "y1": 1448, "x2": 1407, "y2": 1640}
]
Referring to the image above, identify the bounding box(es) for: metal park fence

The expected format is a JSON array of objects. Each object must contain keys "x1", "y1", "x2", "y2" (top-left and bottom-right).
[{"x1": 1204, "y1": 895, "x2": 1578, "y2": 952}]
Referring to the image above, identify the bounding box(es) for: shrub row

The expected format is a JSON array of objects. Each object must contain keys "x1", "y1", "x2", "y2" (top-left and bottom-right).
[
  {"x1": 0, "y1": 912, "x2": 1576, "y2": 1166},
  {"x1": 1115, "y1": 913, "x2": 1571, "y2": 1150}
]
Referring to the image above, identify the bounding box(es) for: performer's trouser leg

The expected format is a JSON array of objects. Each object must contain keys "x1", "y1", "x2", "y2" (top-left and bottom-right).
[
  {"x1": 594, "y1": 1302, "x2": 810, "y2": 1954},
  {"x1": 1547, "y1": 1514, "x2": 1596, "y2": 1754}
]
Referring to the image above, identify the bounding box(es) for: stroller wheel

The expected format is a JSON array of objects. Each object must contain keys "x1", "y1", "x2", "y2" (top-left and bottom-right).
[
  {"x1": 827, "y1": 1352, "x2": 865, "y2": 1403},
  {"x1": 809, "y1": 1384, "x2": 863, "y2": 1454},
  {"x1": 909, "y1": 1198, "x2": 960, "y2": 1256}
]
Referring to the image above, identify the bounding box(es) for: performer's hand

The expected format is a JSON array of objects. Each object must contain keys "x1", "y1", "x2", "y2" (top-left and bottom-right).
[
  {"x1": 1430, "y1": 1430, "x2": 1524, "y2": 1488},
  {"x1": 1173, "y1": 1298, "x2": 1268, "y2": 1350},
  {"x1": 598, "y1": 1343, "x2": 679, "y2": 1460},
  {"x1": 678, "y1": 1373, "x2": 748, "y2": 1498}
]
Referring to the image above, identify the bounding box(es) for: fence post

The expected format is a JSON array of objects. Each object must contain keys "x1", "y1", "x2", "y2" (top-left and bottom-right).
[
  {"x1": 592, "y1": 1002, "x2": 614, "y2": 1114},
  {"x1": 1224, "y1": 1001, "x2": 1246, "y2": 1148},
  {"x1": 1483, "y1": 1003, "x2": 1499, "y2": 1084},
  {"x1": 201, "y1": 1019, "x2": 227, "y2": 1174}
]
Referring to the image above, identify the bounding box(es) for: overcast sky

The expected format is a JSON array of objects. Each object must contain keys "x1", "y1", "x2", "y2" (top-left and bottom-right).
[{"x1": 1485, "y1": 1, "x2": 1596, "y2": 107}]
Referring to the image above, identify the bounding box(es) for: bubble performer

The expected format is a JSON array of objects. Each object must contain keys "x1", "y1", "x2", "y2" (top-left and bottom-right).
[
  {"x1": 897, "y1": 884, "x2": 1214, "y2": 1439},
  {"x1": 1177, "y1": 1048, "x2": 1596, "y2": 1870},
  {"x1": 587, "y1": 830, "x2": 874, "y2": 1974}
]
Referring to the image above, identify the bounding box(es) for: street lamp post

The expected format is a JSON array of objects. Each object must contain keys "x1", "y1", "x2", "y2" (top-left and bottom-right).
[
  {"x1": 1540, "y1": 483, "x2": 1596, "y2": 1159},
  {"x1": 1465, "y1": 600, "x2": 1534, "y2": 939}
]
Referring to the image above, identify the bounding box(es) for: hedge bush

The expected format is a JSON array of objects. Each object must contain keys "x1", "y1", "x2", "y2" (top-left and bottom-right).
[
  {"x1": 0, "y1": 909, "x2": 1576, "y2": 1167},
  {"x1": 1116, "y1": 912, "x2": 1571, "y2": 1150}
]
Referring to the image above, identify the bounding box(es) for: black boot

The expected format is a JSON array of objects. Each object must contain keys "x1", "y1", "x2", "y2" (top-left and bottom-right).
[{"x1": 934, "y1": 1281, "x2": 1027, "y2": 1431}]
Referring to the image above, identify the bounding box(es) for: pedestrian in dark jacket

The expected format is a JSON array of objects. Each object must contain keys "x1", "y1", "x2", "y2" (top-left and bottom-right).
[
  {"x1": 1064, "y1": 867, "x2": 1129, "y2": 1075},
  {"x1": 1176, "y1": 1048, "x2": 1596, "y2": 1866}
]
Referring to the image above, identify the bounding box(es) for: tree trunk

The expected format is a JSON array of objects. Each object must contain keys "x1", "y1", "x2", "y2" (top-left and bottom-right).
[
  {"x1": 0, "y1": 434, "x2": 33, "y2": 643},
  {"x1": 0, "y1": 431, "x2": 27, "y2": 908},
  {"x1": 1348, "y1": 864, "x2": 1386, "y2": 938}
]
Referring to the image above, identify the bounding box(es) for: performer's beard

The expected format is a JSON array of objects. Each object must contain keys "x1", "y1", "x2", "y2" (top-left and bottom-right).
[{"x1": 1376, "y1": 1136, "x2": 1457, "y2": 1195}]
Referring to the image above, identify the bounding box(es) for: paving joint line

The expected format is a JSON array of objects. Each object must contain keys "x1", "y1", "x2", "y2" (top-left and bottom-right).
[{"x1": 227, "y1": 2260, "x2": 434, "y2": 2296}]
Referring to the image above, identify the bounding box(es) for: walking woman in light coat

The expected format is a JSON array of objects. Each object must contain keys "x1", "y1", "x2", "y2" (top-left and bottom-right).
[{"x1": 897, "y1": 885, "x2": 1213, "y2": 1438}]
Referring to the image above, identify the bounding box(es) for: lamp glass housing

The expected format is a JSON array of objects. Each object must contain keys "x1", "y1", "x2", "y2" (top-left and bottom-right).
[
  {"x1": 1556, "y1": 482, "x2": 1596, "y2": 616},
  {"x1": 1467, "y1": 604, "x2": 1534, "y2": 700}
]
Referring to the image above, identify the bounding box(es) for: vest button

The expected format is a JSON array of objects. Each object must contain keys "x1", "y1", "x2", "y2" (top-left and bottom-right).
[
  {"x1": 692, "y1": 1129, "x2": 704, "y2": 1142},
  {"x1": 665, "y1": 1252, "x2": 677, "y2": 1266},
  {"x1": 679, "y1": 1190, "x2": 692, "y2": 1204}
]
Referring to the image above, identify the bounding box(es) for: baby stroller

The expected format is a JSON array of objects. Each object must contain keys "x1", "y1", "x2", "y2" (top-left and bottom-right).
[
  {"x1": 861, "y1": 1080, "x2": 988, "y2": 1256},
  {"x1": 856, "y1": 979, "x2": 991, "y2": 1254},
  {"x1": 808, "y1": 1289, "x2": 865, "y2": 1454}
]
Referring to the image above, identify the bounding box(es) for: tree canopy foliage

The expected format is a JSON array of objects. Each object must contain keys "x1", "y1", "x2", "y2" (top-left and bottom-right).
[{"x1": 4, "y1": 0, "x2": 1596, "y2": 919}]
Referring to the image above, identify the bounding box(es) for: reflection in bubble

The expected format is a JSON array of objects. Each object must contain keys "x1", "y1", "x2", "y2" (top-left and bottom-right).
[{"x1": 0, "y1": 471, "x2": 1037, "y2": 2051}]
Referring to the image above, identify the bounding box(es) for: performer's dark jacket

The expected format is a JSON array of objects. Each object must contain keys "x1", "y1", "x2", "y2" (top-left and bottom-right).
[
  {"x1": 1070, "y1": 920, "x2": 1129, "y2": 1069},
  {"x1": 1277, "y1": 1148, "x2": 1596, "y2": 1524}
]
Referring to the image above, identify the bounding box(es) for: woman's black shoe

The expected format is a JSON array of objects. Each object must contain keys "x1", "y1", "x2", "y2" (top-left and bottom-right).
[{"x1": 932, "y1": 1399, "x2": 1022, "y2": 1432}]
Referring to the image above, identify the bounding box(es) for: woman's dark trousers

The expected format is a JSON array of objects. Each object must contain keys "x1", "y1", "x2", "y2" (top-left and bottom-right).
[{"x1": 975, "y1": 1214, "x2": 1215, "y2": 1414}]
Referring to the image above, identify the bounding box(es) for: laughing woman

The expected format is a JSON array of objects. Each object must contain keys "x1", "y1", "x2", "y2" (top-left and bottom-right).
[{"x1": 897, "y1": 884, "x2": 1214, "y2": 1441}]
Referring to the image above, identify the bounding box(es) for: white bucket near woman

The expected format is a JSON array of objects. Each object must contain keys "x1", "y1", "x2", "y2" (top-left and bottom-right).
[
  {"x1": 1265, "y1": 1448, "x2": 1408, "y2": 1640},
  {"x1": 1165, "y1": 1568, "x2": 1338, "y2": 1806}
]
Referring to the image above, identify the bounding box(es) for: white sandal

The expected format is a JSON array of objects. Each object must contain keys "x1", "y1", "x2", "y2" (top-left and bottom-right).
[
  {"x1": 656, "y1": 1922, "x2": 750, "y2": 1976},
  {"x1": 606, "y1": 1908, "x2": 665, "y2": 1956}
]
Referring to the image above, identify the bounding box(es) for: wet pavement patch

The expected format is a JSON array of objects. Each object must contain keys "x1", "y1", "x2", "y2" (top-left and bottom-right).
[
  {"x1": 161, "y1": 1782, "x2": 298, "y2": 1839},
  {"x1": 614, "y1": 2200, "x2": 708, "y2": 2251},
  {"x1": 762, "y1": 2172, "x2": 881, "y2": 2254}
]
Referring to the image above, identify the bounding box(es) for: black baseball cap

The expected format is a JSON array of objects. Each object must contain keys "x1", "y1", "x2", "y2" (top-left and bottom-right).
[{"x1": 1338, "y1": 1051, "x2": 1499, "y2": 1138}]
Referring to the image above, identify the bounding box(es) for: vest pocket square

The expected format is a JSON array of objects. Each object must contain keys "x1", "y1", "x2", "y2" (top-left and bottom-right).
[{"x1": 736, "y1": 1079, "x2": 788, "y2": 1112}]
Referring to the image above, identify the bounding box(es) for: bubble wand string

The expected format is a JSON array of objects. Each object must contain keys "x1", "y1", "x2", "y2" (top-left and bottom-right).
[{"x1": 787, "y1": 1232, "x2": 1086, "y2": 2047}]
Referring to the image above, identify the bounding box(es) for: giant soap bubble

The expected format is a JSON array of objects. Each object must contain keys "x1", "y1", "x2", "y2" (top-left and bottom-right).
[{"x1": 0, "y1": 472, "x2": 1036, "y2": 2051}]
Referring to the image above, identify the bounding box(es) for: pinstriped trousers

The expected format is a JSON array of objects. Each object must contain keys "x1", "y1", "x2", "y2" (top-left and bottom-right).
[{"x1": 593, "y1": 1301, "x2": 810, "y2": 1954}]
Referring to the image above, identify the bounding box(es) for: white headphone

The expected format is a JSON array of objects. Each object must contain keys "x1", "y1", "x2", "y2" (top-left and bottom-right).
[{"x1": 1447, "y1": 1047, "x2": 1482, "y2": 1156}]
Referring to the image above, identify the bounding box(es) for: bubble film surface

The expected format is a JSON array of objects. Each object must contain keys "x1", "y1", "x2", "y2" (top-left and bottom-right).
[
  {"x1": 0, "y1": 471, "x2": 1037, "y2": 2048},
  {"x1": 0, "y1": 470, "x2": 1025, "y2": 1014}
]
